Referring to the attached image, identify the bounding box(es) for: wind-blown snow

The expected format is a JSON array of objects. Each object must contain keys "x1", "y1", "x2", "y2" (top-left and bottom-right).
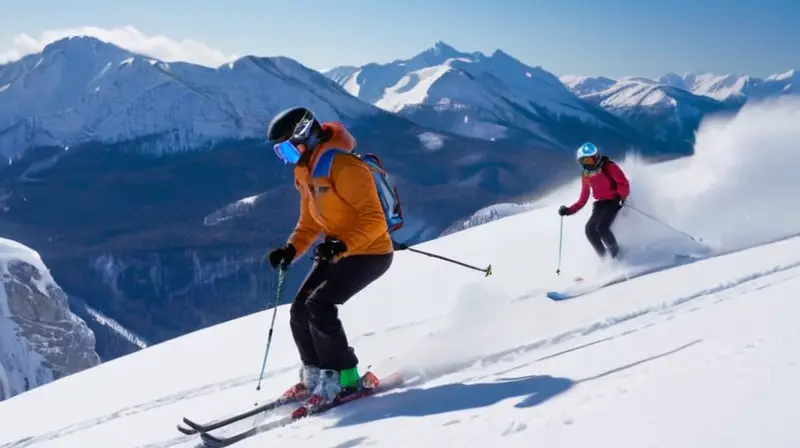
[
  {"x1": 1, "y1": 99, "x2": 800, "y2": 447},
  {"x1": 614, "y1": 96, "x2": 800, "y2": 255},
  {"x1": 492, "y1": 96, "x2": 800, "y2": 257}
]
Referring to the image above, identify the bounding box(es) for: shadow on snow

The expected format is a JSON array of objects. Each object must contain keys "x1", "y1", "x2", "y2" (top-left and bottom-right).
[{"x1": 330, "y1": 339, "x2": 702, "y2": 429}]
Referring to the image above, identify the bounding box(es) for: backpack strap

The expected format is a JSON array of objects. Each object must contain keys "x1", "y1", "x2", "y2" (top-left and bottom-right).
[
  {"x1": 310, "y1": 149, "x2": 404, "y2": 233},
  {"x1": 311, "y1": 149, "x2": 345, "y2": 179},
  {"x1": 599, "y1": 156, "x2": 617, "y2": 190}
]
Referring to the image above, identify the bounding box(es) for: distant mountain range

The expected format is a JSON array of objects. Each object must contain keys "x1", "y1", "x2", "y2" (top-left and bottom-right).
[
  {"x1": 0, "y1": 36, "x2": 794, "y2": 365},
  {"x1": 324, "y1": 42, "x2": 796, "y2": 155},
  {"x1": 323, "y1": 41, "x2": 686, "y2": 156}
]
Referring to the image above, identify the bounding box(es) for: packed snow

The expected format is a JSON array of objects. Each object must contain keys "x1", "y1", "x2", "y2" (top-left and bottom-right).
[{"x1": 1, "y1": 98, "x2": 800, "y2": 447}]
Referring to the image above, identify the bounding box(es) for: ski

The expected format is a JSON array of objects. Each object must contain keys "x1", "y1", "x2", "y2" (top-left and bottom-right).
[
  {"x1": 177, "y1": 394, "x2": 302, "y2": 435},
  {"x1": 199, "y1": 372, "x2": 405, "y2": 448},
  {"x1": 547, "y1": 254, "x2": 700, "y2": 301}
]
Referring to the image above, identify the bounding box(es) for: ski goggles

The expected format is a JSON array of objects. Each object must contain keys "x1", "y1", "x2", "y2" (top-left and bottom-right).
[
  {"x1": 578, "y1": 155, "x2": 599, "y2": 167},
  {"x1": 273, "y1": 140, "x2": 303, "y2": 164},
  {"x1": 272, "y1": 114, "x2": 316, "y2": 165}
]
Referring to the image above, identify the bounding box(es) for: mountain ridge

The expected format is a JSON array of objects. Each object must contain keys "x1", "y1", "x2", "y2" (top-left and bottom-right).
[{"x1": 321, "y1": 41, "x2": 683, "y2": 156}]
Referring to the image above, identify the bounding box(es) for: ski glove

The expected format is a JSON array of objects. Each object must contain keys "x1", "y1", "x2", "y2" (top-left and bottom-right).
[
  {"x1": 267, "y1": 243, "x2": 296, "y2": 269},
  {"x1": 558, "y1": 205, "x2": 571, "y2": 216},
  {"x1": 314, "y1": 239, "x2": 347, "y2": 261}
]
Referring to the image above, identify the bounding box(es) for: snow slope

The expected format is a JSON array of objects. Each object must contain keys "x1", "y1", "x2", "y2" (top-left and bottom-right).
[
  {"x1": 0, "y1": 238, "x2": 100, "y2": 402},
  {"x1": 323, "y1": 42, "x2": 642, "y2": 146},
  {"x1": 0, "y1": 36, "x2": 377, "y2": 158},
  {"x1": 1, "y1": 98, "x2": 800, "y2": 447}
]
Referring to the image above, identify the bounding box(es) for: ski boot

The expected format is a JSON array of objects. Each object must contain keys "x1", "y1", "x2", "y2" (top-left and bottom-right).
[
  {"x1": 293, "y1": 368, "x2": 379, "y2": 417},
  {"x1": 279, "y1": 365, "x2": 320, "y2": 401}
]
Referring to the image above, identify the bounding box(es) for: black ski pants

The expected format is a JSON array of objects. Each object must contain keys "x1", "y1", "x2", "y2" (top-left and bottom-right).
[
  {"x1": 585, "y1": 199, "x2": 622, "y2": 258},
  {"x1": 289, "y1": 252, "x2": 393, "y2": 371}
]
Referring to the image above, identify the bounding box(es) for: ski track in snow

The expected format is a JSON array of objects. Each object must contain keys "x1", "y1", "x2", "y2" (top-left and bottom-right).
[
  {"x1": 0, "y1": 367, "x2": 292, "y2": 448},
  {"x1": 4, "y1": 250, "x2": 799, "y2": 448}
]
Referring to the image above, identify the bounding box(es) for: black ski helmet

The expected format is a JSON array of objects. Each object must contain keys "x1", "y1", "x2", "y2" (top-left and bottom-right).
[{"x1": 266, "y1": 107, "x2": 324, "y2": 148}]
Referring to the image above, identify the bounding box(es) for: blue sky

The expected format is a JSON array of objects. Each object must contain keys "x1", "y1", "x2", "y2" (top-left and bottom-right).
[{"x1": 1, "y1": 0, "x2": 797, "y2": 78}]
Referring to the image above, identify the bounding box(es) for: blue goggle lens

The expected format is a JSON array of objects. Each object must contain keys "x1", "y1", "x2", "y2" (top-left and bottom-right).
[{"x1": 273, "y1": 140, "x2": 302, "y2": 164}]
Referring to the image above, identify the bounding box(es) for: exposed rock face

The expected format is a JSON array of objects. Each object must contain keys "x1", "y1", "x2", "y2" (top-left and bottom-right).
[{"x1": 0, "y1": 240, "x2": 101, "y2": 401}]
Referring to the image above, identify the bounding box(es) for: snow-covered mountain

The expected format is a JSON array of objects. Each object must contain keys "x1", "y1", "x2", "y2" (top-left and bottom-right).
[
  {"x1": 322, "y1": 42, "x2": 662, "y2": 153},
  {"x1": 558, "y1": 75, "x2": 616, "y2": 97},
  {"x1": 574, "y1": 77, "x2": 732, "y2": 141},
  {"x1": 0, "y1": 237, "x2": 100, "y2": 401},
  {"x1": 2, "y1": 96, "x2": 800, "y2": 445},
  {"x1": 0, "y1": 36, "x2": 379, "y2": 158},
  {"x1": 658, "y1": 70, "x2": 798, "y2": 104},
  {"x1": 561, "y1": 70, "x2": 798, "y2": 139}
]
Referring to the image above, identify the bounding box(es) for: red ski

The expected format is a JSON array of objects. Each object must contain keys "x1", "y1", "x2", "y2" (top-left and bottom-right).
[{"x1": 199, "y1": 371, "x2": 404, "y2": 448}]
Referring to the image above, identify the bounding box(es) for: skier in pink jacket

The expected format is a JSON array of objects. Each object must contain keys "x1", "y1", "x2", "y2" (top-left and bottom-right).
[{"x1": 558, "y1": 142, "x2": 630, "y2": 259}]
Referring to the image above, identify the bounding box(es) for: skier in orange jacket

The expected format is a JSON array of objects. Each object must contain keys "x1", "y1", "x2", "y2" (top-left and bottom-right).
[{"x1": 264, "y1": 106, "x2": 395, "y2": 410}]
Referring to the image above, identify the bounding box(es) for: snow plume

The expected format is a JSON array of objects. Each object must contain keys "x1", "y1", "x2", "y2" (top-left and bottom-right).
[
  {"x1": 617, "y1": 96, "x2": 800, "y2": 254},
  {"x1": 533, "y1": 96, "x2": 800, "y2": 275},
  {"x1": 0, "y1": 26, "x2": 237, "y2": 66},
  {"x1": 382, "y1": 280, "x2": 537, "y2": 383}
]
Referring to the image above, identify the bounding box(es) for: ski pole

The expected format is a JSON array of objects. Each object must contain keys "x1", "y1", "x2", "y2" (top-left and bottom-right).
[
  {"x1": 406, "y1": 247, "x2": 492, "y2": 277},
  {"x1": 625, "y1": 204, "x2": 703, "y2": 243},
  {"x1": 255, "y1": 267, "x2": 285, "y2": 391},
  {"x1": 556, "y1": 215, "x2": 564, "y2": 275}
]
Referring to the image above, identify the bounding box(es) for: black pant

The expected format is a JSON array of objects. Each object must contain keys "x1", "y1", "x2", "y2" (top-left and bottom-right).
[
  {"x1": 289, "y1": 252, "x2": 393, "y2": 371},
  {"x1": 585, "y1": 200, "x2": 622, "y2": 258}
]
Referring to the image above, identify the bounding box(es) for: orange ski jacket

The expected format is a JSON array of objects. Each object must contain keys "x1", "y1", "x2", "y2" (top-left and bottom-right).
[{"x1": 287, "y1": 122, "x2": 393, "y2": 258}]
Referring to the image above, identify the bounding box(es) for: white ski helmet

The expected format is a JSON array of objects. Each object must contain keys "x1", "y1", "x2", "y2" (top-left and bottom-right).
[{"x1": 576, "y1": 142, "x2": 601, "y2": 171}]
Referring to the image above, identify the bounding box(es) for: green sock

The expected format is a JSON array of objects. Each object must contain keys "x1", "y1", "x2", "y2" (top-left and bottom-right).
[{"x1": 339, "y1": 367, "x2": 360, "y2": 388}]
